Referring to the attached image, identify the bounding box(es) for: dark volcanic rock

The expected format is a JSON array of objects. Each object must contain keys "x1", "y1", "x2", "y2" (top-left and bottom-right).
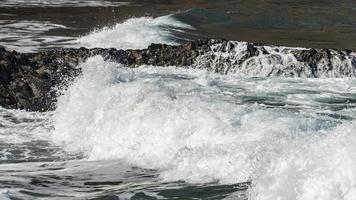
[
  {"x1": 1, "y1": 39, "x2": 355, "y2": 112},
  {"x1": 0, "y1": 41, "x2": 207, "y2": 111},
  {"x1": 0, "y1": 49, "x2": 87, "y2": 111}
]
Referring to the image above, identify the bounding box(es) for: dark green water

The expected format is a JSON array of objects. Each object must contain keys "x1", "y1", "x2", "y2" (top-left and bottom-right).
[{"x1": 1, "y1": 0, "x2": 356, "y2": 51}]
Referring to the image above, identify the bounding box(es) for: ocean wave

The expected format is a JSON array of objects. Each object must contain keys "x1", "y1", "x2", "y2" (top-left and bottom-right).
[
  {"x1": 76, "y1": 15, "x2": 194, "y2": 50},
  {"x1": 50, "y1": 56, "x2": 356, "y2": 200}
]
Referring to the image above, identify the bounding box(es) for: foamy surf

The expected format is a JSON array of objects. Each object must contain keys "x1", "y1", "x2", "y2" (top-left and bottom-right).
[
  {"x1": 76, "y1": 15, "x2": 194, "y2": 50},
  {"x1": 48, "y1": 56, "x2": 356, "y2": 200},
  {"x1": 1, "y1": 9, "x2": 356, "y2": 199}
]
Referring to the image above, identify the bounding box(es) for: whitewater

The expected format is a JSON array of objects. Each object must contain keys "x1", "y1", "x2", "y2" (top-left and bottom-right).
[{"x1": 1, "y1": 16, "x2": 356, "y2": 200}]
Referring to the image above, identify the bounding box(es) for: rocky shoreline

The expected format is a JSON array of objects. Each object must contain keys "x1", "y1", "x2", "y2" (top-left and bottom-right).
[{"x1": 1, "y1": 39, "x2": 355, "y2": 111}]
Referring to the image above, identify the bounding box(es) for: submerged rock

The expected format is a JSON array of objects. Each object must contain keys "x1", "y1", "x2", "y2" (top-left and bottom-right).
[{"x1": 0, "y1": 39, "x2": 355, "y2": 111}]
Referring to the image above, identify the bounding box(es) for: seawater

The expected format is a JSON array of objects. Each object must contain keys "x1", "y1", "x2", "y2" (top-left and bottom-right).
[
  {"x1": 1, "y1": 6, "x2": 356, "y2": 200},
  {"x1": 2, "y1": 0, "x2": 356, "y2": 51},
  {"x1": 1, "y1": 54, "x2": 356, "y2": 199},
  {"x1": 76, "y1": 16, "x2": 194, "y2": 50}
]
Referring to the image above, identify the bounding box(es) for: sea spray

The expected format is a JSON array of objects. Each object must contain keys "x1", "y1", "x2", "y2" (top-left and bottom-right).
[
  {"x1": 76, "y1": 16, "x2": 194, "y2": 50},
  {"x1": 51, "y1": 56, "x2": 356, "y2": 199}
]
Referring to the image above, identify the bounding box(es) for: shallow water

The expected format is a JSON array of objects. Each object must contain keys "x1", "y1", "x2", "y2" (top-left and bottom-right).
[{"x1": 1, "y1": 1, "x2": 356, "y2": 200}]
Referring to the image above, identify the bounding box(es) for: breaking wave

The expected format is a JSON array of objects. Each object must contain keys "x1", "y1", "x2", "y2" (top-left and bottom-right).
[
  {"x1": 2, "y1": 12, "x2": 356, "y2": 199},
  {"x1": 51, "y1": 56, "x2": 356, "y2": 200},
  {"x1": 76, "y1": 15, "x2": 194, "y2": 50}
]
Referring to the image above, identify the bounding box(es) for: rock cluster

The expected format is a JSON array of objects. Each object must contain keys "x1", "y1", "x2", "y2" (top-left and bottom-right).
[
  {"x1": 0, "y1": 47, "x2": 84, "y2": 111},
  {"x1": 0, "y1": 41, "x2": 205, "y2": 111},
  {"x1": 0, "y1": 39, "x2": 355, "y2": 111}
]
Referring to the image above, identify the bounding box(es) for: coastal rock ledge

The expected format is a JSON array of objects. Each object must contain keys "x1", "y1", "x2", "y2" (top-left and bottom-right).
[{"x1": 1, "y1": 39, "x2": 356, "y2": 111}]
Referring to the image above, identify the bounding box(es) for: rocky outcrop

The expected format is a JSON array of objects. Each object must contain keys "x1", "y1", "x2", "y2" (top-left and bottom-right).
[
  {"x1": 0, "y1": 42, "x2": 204, "y2": 111},
  {"x1": 0, "y1": 47, "x2": 84, "y2": 111},
  {"x1": 1, "y1": 39, "x2": 355, "y2": 111}
]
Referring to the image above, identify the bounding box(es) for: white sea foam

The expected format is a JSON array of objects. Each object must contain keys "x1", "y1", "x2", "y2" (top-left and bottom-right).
[
  {"x1": 76, "y1": 16, "x2": 193, "y2": 50},
  {"x1": 0, "y1": 107, "x2": 50, "y2": 144},
  {"x1": 50, "y1": 56, "x2": 356, "y2": 200},
  {"x1": 194, "y1": 40, "x2": 356, "y2": 78},
  {"x1": 0, "y1": 107, "x2": 76, "y2": 161},
  {"x1": 251, "y1": 121, "x2": 356, "y2": 200}
]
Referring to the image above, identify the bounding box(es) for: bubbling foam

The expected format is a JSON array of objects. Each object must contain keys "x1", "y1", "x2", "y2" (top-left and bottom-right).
[
  {"x1": 52, "y1": 56, "x2": 356, "y2": 200},
  {"x1": 251, "y1": 121, "x2": 356, "y2": 200}
]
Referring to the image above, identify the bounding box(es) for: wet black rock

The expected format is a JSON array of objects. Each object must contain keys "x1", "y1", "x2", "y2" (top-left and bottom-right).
[
  {"x1": 0, "y1": 41, "x2": 206, "y2": 112},
  {"x1": 1, "y1": 39, "x2": 355, "y2": 112},
  {"x1": 0, "y1": 49, "x2": 86, "y2": 111}
]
